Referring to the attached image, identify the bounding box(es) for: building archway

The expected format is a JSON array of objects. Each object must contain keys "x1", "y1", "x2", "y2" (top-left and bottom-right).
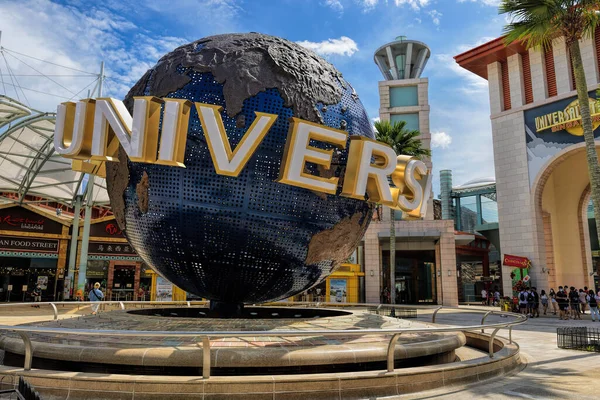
[{"x1": 532, "y1": 143, "x2": 598, "y2": 290}]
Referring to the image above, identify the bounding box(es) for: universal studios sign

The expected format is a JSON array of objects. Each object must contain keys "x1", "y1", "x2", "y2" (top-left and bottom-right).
[{"x1": 53, "y1": 97, "x2": 432, "y2": 218}]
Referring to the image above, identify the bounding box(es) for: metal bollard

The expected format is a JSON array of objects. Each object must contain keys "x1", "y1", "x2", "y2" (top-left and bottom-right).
[
  {"x1": 431, "y1": 306, "x2": 443, "y2": 323},
  {"x1": 509, "y1": 326, "x2": 512, "y2": 344},
  {"x1": 489, "y1": 327, "x2": 501, "y2": 358},
  {"x1": 50, "y1": 303, "x2": 58, "y2": 320},
  {"x1": 386, "y1": 332, "x2": 403, "y2": 372},
  {"x1": 202, "y1": 337, "x2": 211, "y2": 379},
  {"x1": 187, "y1": 301, "x2": 191, "y2": 308},
  {"x1": 16, "y1": 331, "x2": 33, "y2": 371},
  {"x1": 481, "y1": 311, "x2": 492, "y2": 333}
]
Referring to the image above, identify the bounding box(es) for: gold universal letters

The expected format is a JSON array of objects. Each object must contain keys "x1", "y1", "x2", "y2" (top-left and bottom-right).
[{"x1": 54, "y1": 97, "x2": 431, "y2": 217}]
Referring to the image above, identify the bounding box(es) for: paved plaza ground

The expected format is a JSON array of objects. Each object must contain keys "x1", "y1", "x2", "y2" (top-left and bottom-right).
[
  {"x1": 404, "y1": 306, "x2": 600, "y2": 400},
  {"x1": 0, "y1": 303, "x2": 599, "y2": 399}
]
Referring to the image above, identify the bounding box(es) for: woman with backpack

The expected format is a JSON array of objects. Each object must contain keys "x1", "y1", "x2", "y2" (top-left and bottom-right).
[{"x1": 589, "y1": 290, "x2": 599, "y2": 322}]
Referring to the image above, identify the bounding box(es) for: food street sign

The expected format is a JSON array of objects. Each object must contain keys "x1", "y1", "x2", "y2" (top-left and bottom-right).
[
  {"x1": 503, "y1": 254, "x2": 530, "y2": 269},
  {"x1": 534, "y1": 97, "x2": 600, "y2": 136},
  {"x1": 54, "y1": 97, "x2": 432, "y2": 218}
]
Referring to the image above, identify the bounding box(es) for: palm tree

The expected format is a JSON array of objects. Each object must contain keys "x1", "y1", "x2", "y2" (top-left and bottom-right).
[
  {"x1": 499, "y1": 0, "x2": 600, "y2": 263},
  {"x1": 374, "y1": 120, "x2": 431, "y2": 304}
]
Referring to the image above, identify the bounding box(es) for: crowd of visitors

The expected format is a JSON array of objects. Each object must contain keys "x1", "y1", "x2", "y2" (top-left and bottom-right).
[{"x1": 514, "y1": 286, "x2": 600, "y2": 321}]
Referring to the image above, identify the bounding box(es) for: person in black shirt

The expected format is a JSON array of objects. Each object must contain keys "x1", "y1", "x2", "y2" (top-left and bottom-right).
[
  {"x1": 569, "y1": 286, "x2": 581, "y2": 320},
  {"x1": 532, "y1": 287, "x2": 540, "y2": 318},
  {"x1": 556, "y1": 286, "x2": 569, "y2": 320}
]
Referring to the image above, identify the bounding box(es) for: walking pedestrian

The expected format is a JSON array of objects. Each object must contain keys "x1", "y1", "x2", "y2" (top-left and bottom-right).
[
  {"x1": 569, "y1": 287, "x2": 581, "y2": 320},
  {"x1": 556, "y1": 286, "x2": 569, "y2": 320},
  {"x1": 89, "y1": 282, "x2": 104, "y2": 315},
  {"x1": 526, "y1": 288, "x2": 535, "y2": 317},
  {"x1": 589, "y1": 290, "x2": 600, "y2": 322},
  {"x1": 519, "y1": 289, "x2": 528, "y2": 316},
  {"x1": 549, "y1": 288, "x2": 558, "y2": 315},
  {"x1": 481, "y1": 288, "x2": 488, "y2": 306},
  {"x1": 540, "y1": 289, "x2": 548, "y2": 315},
  {"x1": 579, "y1": 289, "x2": 588, "y2": 314},
  {"x1": 532, "y1": 287, "x2": 540, "y2": 318},
  {"x1": 31, "y1": 285, "x2": 42, "y2": 308}
]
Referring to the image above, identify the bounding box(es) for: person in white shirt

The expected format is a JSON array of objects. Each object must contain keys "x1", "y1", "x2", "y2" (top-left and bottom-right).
[{"x1": 481, "y1": 289, "x2": 488, "y2": 305}]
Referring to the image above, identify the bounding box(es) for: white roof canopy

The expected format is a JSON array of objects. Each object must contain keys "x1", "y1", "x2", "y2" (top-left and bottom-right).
[{"x1": 0, "y1": 95, "x2": 109, "y2": 206}]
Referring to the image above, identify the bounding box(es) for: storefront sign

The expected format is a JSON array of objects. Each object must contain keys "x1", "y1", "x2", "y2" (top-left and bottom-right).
[
  {"x1": 54, "y1": 98, "x2": 432, "y2": 218},
  {"x1": 0, "y1": 236, "x2": 59, "y2": 253},
  {"x1": 90, "y1": 220, "x2": 124, "y2": 238},
  {"x1": 88, "y1": 242, "x2": 137, "y2": 256},
  {"x1": 0, "y1": 207, "x2": 63, "y2": 234},
  {"x1": 86, "y1": 260, "x2": 108, "y2": 278},
  {"x1": 524, "y1": 91, "x2": 600, "y2": 186},
  {"x1": 535, "y1": 98, "x2": 600, "y2": 135},
  {"x1": 503, "y1": 254, "x2": 530, "y2": 268}
]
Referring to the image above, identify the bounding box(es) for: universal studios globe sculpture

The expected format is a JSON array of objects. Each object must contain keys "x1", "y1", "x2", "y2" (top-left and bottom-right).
[{"x1": 105, "y1": 33, "x2": 374, "y2": 311}]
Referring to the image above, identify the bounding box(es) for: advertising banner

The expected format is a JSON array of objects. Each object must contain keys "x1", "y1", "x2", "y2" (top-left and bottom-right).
[
  {"x1": 524, "y1": 91, "x2": 600, "y2": 187},
  {"x1": 330, "y1": 278, "x2": 347, "y2": 303},
  {"x1": 36, "y1": 276, "x2": 48, "y2": 290},
  {"x1": 503, "y1": 254, "x2": 530, "y2": 268},
  {"x1": 63, "y1": 277, "x2": 71, "y2": 300},
  {"x1": 155, "y1": 276, "x2": 172, "y2": 301}
]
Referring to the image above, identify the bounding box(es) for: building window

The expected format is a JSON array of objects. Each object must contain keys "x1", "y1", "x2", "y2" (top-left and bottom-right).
[
  {"x1": 390, "y1": 113, "x2": 419, "y2": 131},
  {"x1": 521, "y1": 52, "x2": 533, "y2": 104},
  {"x1": 500, "y1": 60, "x2": 511, "y2": 111},
  {"x1": 544, "y1": 45, "x2": 558, "y2": 97},
  {"x1": 389, "y1": 86, "x2": 418, "y2": 107}
]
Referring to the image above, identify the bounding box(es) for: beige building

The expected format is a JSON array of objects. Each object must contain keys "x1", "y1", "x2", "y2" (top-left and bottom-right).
[
  {"x1": 362, "y1": 37, "x2": 459, "y2": 306},
  {"x1": 455, "y1": 33, "x2": 600, "y2": 295}
]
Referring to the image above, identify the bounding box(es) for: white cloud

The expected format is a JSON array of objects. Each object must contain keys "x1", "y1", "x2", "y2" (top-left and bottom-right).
[
  {"x1": 296, "y1": 36, "x2": 359, "y2": 57},
  {"x1": 431, "y1": 131, "x2": 452, "y2": 148},
  {"x1": 324, "y1": 0, "x2": 344, "y2": 12},
  {"x1": 457, "y1": 0, "x2": 501, "y2": 6},
  {"x1": 427, "y1": 9, "x2": 442, "y2": 26},
  {"x1": 359, "y1": 0, "x2": 379, "y2": 11},
  {"x1": 429, "y1": 36, "x2": 495, "y2": 95},
  {"x1": 394, "y1": 0, "x2": 430, "y2": 11},
  {"x1": 0, "y1": 0, "x2": 189, "y2": 112}
]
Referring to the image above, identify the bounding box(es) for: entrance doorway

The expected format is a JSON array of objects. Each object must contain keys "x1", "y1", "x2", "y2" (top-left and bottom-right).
[
  {"x1": 382, "y1": 250, "x2": 437, "y2": 304},
  {"x1": 111, "y1": 264, "x2": 136, "y2": 301}
]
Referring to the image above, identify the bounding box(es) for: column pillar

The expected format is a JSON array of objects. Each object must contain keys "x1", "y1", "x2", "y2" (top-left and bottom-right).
[
  {"x1": 77, "y1": 178, "x2": 94, "y2": 291},
  {"x1": 107, "y1": 260, "x2": 115, "y2": 301},
  {"x1": 133, "y1": 262, "x2": 141, "y2": 300}
]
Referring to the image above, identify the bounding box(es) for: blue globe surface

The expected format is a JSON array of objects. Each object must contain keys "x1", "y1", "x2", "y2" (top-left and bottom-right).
[{"x1": 106, "y1": 33, "x2": 374, "y2": 305}]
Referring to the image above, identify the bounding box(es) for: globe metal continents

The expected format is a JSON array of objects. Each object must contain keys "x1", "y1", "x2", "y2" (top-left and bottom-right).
[{"x1": 106, "y1": 33, "x2": 374, "y2": 306}]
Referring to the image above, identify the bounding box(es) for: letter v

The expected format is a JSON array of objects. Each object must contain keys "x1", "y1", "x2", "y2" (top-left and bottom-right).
[{"x1": 195, "y1": 103, "x2": 277, "y2": 176}]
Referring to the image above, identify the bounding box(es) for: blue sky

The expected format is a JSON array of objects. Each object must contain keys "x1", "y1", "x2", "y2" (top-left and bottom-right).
[{"x1": 0, "y1": 0, "x2": 510, "y2": 194}]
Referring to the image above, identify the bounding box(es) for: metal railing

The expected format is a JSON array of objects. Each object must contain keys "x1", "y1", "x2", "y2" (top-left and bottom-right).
[{"x1": 0, "y1": 301, "x2": 527, "y2": 378}]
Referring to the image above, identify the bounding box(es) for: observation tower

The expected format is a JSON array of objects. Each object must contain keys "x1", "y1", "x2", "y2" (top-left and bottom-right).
[{"x1": 373, "y1": 36, "x2": 431, "y2": 80}]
